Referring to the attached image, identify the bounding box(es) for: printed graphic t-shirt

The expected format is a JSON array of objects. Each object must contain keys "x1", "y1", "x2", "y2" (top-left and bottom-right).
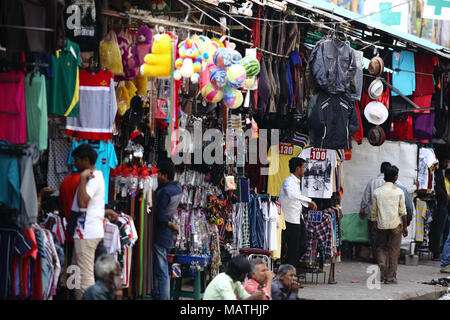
[
  {"x1": 298, "y1": 147, "x2": 337, "y2": 199},
  {"x1": 267, "y1": 143, "x2": 303, "y2": 197}
]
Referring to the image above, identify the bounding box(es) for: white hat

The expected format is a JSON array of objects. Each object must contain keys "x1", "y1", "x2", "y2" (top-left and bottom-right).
[
  {"x1": 368, "y1": 79, "x2": 384, "y2": 100},
  {"x1": 364, "y1": 101, "x2": 388, "y2": 125}
]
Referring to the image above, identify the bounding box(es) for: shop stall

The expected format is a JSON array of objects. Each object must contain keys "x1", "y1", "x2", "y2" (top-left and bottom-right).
[{"x1": 0, "y1": 0, "x2": 449, "y2": 300}]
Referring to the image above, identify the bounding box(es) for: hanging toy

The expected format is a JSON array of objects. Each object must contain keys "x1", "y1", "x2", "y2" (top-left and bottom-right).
[
  {"x1": 201, "y1": 83, "x2": 224, "y2": 103},
  {"x1": 240, "y1": 56, "x2": 260, "y2": 77},
  {"x1": 223, "y1": 86, "x2": 243, "y2": 109},
  {"x1": 214, "y1": 48, "x2": 232, "y2": 68},
  {"x1": 173, "y1": 37, "x2": 203, "y2": 83},
  {"x1": 140, "y1": 33, "x2": 173, "y2": 78},
  {"x1": 210, "y1": 68, "x2": 227, "y2": 88},
  {"x1": 226, "y1": 64, "x2": 247, "y2": 88},
  {"x1": 230, "y1": 50, "x2": 242, "y2": 64}
]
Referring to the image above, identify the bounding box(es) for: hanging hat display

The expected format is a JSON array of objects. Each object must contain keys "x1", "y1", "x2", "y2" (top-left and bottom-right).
[
  {"x1": 368, "y1": 55, "x2": 384, "y2": 76},
  {"x1": 368, "y1": 78, "x2": 384, "y2": 100},
  {"x1": 364, "y1": 101, "x2": 388, "y2": 125},
  {"x1": 368, "y1": 126, "x2": 386, "y2": 146}
]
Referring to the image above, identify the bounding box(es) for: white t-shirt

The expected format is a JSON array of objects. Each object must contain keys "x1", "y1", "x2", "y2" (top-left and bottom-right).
[
  {"x1": 418, "y1": 148, "x2": 438, "y2": 190},
  {"x1": 72, "y1": 170, "x2": 105, "y2": 239},
  {"x1": 299, "y1": 147, "x2": 337, "y2": 199}
]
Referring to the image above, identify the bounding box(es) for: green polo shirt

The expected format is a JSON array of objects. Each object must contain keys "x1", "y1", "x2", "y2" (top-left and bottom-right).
[
  {"x1": 203, "y1": 273, "x2": 251, "y2": 300},
  {"x1": 47, "y1": 40, "x2": 82, "y2": 117},
  {"x1": 25, "y1": 73, "x2": 48, "y2": 152}
]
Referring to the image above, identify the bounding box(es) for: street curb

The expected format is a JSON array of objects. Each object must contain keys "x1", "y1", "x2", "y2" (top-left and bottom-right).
[{"x1": 402, "y1": 287, "x2": 449, "y2": 300}]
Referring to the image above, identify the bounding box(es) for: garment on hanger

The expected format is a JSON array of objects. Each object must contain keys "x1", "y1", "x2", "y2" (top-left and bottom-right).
[
  {"x1": 66, "y1": 69, "x2": 118, "y2": 140},
  {"x1": 47, "y1": 138, "x2": 71, "y2": 191},
  {"x1": 267, "y1": 143, "x2": 304, "y2": 197},
  {"x1": 0, "y1": 71, "x2": 26, "y2": 144},
  {"x1": 418, "y1": 148, "x2": 439, "y2": 190},
  {"x1": 413, "y1": 53, "x2": 437, "y2": 97},
  {"x1": 392, "y1": 50, "x2": 415, "y2": 97},
  {"x1": 64, "y1": 0, "x2": 102, "y2": 52},
  {"x1": 25, "y1": 73, "x2": 48, "y2": 152},
  {"x1": 47, "y1": 40, "x2": 82, "y2": 117},
  {"x1": 299, "y1": 148, "x2": 337, "y2": 199}
]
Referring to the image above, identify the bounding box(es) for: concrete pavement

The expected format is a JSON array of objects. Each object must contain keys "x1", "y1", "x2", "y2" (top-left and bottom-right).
[{"x1": 297, "y1": 259, "x2": 450, "y2": 300}]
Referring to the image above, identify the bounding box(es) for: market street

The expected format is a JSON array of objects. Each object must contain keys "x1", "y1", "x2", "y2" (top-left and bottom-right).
[{"x1": 298, "y1": 260, "x2": 448, "y2": 300}]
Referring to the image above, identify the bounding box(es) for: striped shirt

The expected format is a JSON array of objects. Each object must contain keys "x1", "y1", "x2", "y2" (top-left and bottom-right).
[{"x1": 0, "y1": 218, "x2": 33, "y2": 298}]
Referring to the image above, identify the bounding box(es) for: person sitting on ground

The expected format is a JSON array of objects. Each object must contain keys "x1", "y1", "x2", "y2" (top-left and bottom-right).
[
  {"x1": 243, "y1": 258, "x2": 275, "y2": 300},
  {"x1": 203, "y1": 256, "x2": 265, "y2": 300},
  {"x1": 82, "y1": 254, "x2": 123, "y2": 300},
  {"x1": 271, "y1": 264, "x2": 306, "y2": 300}
]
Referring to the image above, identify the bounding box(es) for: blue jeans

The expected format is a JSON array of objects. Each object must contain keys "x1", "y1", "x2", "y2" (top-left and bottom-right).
[
  {"x1": 441, "y1": 229, "x2": 450, "y2": 267},
  {"x1": 152, "y1": 243, "x2": 170, "y2": 300}
]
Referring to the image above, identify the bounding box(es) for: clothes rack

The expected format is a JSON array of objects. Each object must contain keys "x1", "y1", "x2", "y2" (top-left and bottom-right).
[{"x1": 0, "y1": 24, "x2": 54, "y2": 32}]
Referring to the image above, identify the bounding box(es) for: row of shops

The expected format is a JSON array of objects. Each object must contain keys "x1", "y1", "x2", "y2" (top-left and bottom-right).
[{"x1": 0, "y1": 0, "x2": 449, "y2": 300}]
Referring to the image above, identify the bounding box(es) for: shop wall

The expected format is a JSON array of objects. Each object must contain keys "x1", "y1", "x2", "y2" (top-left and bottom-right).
[{"x1": 340, "y1": 139, "x2": 418, "y2": 243}]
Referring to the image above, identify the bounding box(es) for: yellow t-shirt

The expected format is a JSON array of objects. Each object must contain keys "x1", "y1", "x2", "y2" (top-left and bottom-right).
[
  {"x1": 271, "y1": 208, "x2": 286, "y2": 260},
  {"x1": 267, "y1": 144, "x2": 303, "y2": 197}
]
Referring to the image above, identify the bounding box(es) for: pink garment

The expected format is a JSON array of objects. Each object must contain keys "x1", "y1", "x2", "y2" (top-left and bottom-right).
[
  {"x1": 243, "y1": 278, "x2": 271, "y2": 300},
  {"x1": 0, "y1": 71, "x2": 26, "y2": 143}
]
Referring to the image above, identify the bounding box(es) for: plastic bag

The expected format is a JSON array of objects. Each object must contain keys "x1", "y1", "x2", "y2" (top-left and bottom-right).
[
  {"x1": 100, "y1": 30, "x2": 124, "y2": 76},
  {"x1": 116, "y1": 84, "x2": 130, "y2": 116}
]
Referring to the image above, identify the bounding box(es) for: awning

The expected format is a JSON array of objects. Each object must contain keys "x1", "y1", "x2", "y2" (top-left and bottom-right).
[{"x1": 290, "y1": 0, "x2": 450, "y2": 60}]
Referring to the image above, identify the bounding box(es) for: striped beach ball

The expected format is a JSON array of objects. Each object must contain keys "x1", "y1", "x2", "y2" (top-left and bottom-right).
[
  {"x1": 201, "y1": 83, "x2": 224, "y2": 103},
  {"x1": 240, "y1": 56, "x2": 260, "y2": 77}
]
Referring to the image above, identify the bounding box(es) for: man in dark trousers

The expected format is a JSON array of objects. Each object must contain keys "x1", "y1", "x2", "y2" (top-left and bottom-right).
[
  {"x1": 370, "y1": 166, "x2": 408, "y2": 284},
  {"x1": 279, "y1": 157, "x2": 317, "y2": 266},
  {"x1": 152, "y1": 160, "x2": 182, "y2": 300}
]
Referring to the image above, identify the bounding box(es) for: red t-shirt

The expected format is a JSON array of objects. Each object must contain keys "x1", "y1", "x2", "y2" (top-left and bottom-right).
[
  {"x1": 59, "y1": 173, "x2": 80, "y2": 242},
  {"x1": 413, "y1": 53, "x2": 436, "y2": 97}
]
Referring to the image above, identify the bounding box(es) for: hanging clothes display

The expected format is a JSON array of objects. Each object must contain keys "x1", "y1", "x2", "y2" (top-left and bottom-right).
[
  {"x1": 418, "y1": 147, "x2": 439, "y2": 190},
  {"x1": 0, "y1": 71, "x2": 26, "y2": 144},
  {"x1": 298, "y1": 147, "x2": 338, "y2": 199},
  {"x1": 65, "y1": 69, "x2": 118, "y2": 140}
]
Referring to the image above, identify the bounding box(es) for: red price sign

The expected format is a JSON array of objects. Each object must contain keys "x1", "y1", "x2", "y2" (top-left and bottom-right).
[
  {"x1": 279, "y1": 143, "x2": 294, "y2": 155},
  {"x1": 310, "y1": 148, "x2": 327, "y2": 161}
]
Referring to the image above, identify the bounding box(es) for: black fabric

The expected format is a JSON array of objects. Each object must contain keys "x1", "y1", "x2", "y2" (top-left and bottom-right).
[
  {"x1": 66, "y1": 210, "x2": 83, "y2": 236},
  {"x1": 278, "y1": 60, "x2": 290, "y2": 116},
  {"x1": 64, "y1": 0, "x2": 102, "y2": 52},
  {"x1": 257, "y1": 58, "x2": 270, "y2": 116},
  {"x1": 281, "y1": 220, "x2": 307, "y2": 266},
  {"x1": 0, "y1": 0, "x2": 66, "y2": 53},
  {"x1": 308, "y1": 91, "x2": 360, "y2": 149}
]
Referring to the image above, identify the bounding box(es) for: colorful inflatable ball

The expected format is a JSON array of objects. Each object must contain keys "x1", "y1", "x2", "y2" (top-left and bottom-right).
[
  {"x1": 240, "y1": 56, "x2": 260, "y2": 77},
  {"x1": 223, "y1": 86, "x2": 243, "y2": 109},
  {"x1": 201, "y1": 83, "x2": 224, "y2": 103}
]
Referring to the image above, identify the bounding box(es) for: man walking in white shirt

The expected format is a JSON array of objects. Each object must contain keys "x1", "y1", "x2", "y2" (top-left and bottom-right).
[
  {"x1": 70, "y1": 143, "x2": 106, "y2": 300},
  {"x1": 280, "y1": 157, "x2": 317, "y2": 266},
  {"x1": 360, "y1": 162, "x2": 391, "y2": 261},
  {"x1": 370, "y1": 165, "x2": 408, "y2": 284}
]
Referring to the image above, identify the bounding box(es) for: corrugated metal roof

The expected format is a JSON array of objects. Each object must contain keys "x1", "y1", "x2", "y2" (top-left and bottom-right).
[{"x1": 295, "y1": 0, "x2": 450, "y2": 60}]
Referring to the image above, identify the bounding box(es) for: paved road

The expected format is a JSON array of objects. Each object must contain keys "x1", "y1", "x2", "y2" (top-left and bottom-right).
[{"x1": 297, "y1": 259, "x2": 449, "y2": 300}]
